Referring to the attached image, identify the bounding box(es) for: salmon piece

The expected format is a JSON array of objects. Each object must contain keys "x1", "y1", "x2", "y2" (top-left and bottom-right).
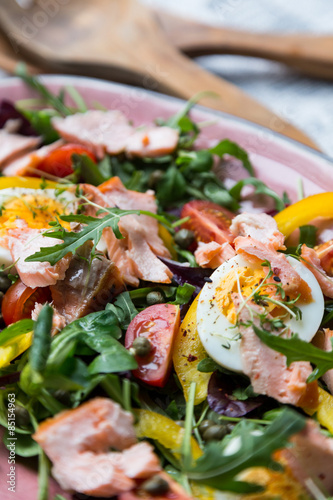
[
  {"x1": 282, "y1": 420, "x2": 333, "y2": 495},
  {"x1": 33, "y1": 398, "x2": 137, "y2": 458},
  {"x1": 31, "y1": 302, "x2": 66, "y2": 335},
  {"x1": 1, "y1": 140, "x2": 64, "y2": 176},
  {"x1": 50, "y1": 241, "x2": 124, "y2": 323},
  {"x1": 312, "y1": 328, "x2": 333, "y2": 394},
  {"x1": 33, "y1": 398, "x2": 162, "y2": 498},
  {"x1": 81, "y1": 179, "x2": 172, "y2": 285},
  {"x1": 7, "y1": 227, "x2": 71, "y2": 288},
  {"x1": 195, "y1": 241, "x2": 236, "y2": 268},
  {"x1": 52, "y1": 110, "x2": 133, "y2": 158},
  {"x1": 301, "y1": 244, "x2": 333, "y2": 298},
  {"x1": 235, "y1": 236, "x2": 304, "y2": 297},
  {"x1": 230, "y1": 212, "x2": 286, "y2": 251},
  {"x1": 119, "y1": 472, "x2": 194, "y2": 500},
  {"x1": 234, "y1": 294, "x2": 318, "y2": 407},
  {"x1": 126, "y1": 126, "x2": 179, "y2": 158},
  {"x1": 0, "y1": 130, "x2": 41, "y2": 168}
]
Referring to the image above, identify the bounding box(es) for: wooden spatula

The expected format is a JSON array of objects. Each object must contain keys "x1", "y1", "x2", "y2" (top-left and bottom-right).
[
  {"x1": 157, "y1": 11, "x2": 333, "y2": 80},
  {"x1": 0, "y1": 0, "x2": 318, "y2": 149}
]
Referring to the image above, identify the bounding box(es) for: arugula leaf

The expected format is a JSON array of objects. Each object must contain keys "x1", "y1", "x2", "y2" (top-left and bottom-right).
[
  {"x1": 187, "y1": 408, "x2": 305, "y2": 492},
  {"x1": 71, "y1": 153, "x2": 108, "y2": 186},
  {"x1": 106, "y1": 292, "x2": 138, "y2": 330},
  {"x1": 210, "y1": 139, "x2": 254, "y2": 176},
  {"x1": 30, "y1": 305, "x2": 53, "y2": 373},
  {"x1": 156, "y1": 165, "x2": 186, "y2": 207},
  {"x1": 16, "y1": 63, "x2": 72, "y2": 116},
  {"x1": 253, "y1": 325, "x2": 333, "y2": 382},
  {"x1": 177, "y1": 150, "x2": 213, "y2": 174},
  {"x1": 172, "y1": 283, "x2": 195, "y2": 305},
  {"x1": 229, "y1": 177, "x2": 286, "y2": 212},
  {"x1": 299, "y1": 224, "x2": 317, "y2": 248},
  {"x1": 25, "y1": 209, "x2": 140, "y2": 265}
]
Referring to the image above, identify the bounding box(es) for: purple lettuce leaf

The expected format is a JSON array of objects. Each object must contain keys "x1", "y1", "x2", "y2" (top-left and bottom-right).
[
  {"x1": 0, "y1": 100, "x2": 37, "y2": 136},
  {"x1": 159, "y1": 257, "x2": 213, "y2": 296},
  {"x1": 207, "y1": 370, "x2": 264, "y2": 418}
]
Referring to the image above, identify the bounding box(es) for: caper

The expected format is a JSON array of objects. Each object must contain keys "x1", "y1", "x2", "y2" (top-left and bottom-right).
[
  {"x1": 148, "y1": 169, "x2": 164, "y2": 188},
  {"x1": 146, "y1": 291, "x2": 164, "y2": 306},
  {"x1": 53, "y1": 389, "x2": 72, "y2": 407},
  {"x1": 0, "y1": 275, "x2": 11, "y2": 293},
  {"x1": 198, "y1": 419, "x2": 215, "y2": 435},
  {"x1": 203, "y1": 424, "x2": 229, "y2": 442},
  {"x1": 14, "y1": 404, "x2": 31, "y2": 428},
  {"x1": 130, "y1": 337, "x2": 152, "y2": 357},
  {"x1": 141, "y1": 475, "x2": 170, "y2": 496},
  {"x1": 174, "y1": 229, "x2": 195, "y2": 249}
]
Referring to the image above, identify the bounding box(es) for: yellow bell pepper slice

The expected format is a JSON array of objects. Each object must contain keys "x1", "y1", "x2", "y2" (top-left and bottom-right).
[
  {"x1": 0, "y1": 328, "x2": 33, "y2": 368},
  {"x1": 0, "y1": 176, "x2": 62, "y2": 190},
  {"x1": 173, "y1": 294, "x2": 212, "y2": 405},
  {"x1": 134, "y1": 409, "x2": 202, "y2": 460},
  {"x1": 274, "y1": 192, "x2": 333, "y2": 238},
  {"x1": 303, "y1": 387, "x2": 333, "y2": 434},
  {"x1": 158, "y1": 224, "x2": 178, "y2": 260}
]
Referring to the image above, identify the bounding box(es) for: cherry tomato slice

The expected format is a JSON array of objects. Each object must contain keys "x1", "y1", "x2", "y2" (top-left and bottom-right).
[
  {"x1": 37, "y1": 144, "x2": 96, "y2": 177},
  {"x1": 181, "y1": 200, "x2": 235, "y2": 245},
  {"x1": 2, "y1": 279, "x2": 51, "y2": 325},
  {"x1": 125, "y1": 304, "x2": 180, "y2": 387}
]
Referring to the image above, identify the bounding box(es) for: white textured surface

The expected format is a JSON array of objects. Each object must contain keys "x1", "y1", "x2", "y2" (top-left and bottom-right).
[
  {"x1": 1, "y1": 0, "x2": 333, "y2": 156},
  {"x1": 144, "y1": 0, "x2": 333, "y2": 156}
]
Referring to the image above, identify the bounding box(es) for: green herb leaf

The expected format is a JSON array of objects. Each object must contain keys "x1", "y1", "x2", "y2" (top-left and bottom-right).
[
  {"x1": 172, "y1": 283, "x2": 196, "y2": 306},
  {"x1": 196, "y1": 358, "x2": 219, "y2": 373},
  {"x1": 25, "y1": 209, "x2": 140, "y2": 265},
  {"x1": 4, "y1": 429, "x2": 40, "y2": 457},
  {"x1": 30, "y1": 305, "x2": 53, "y2": 373},
  {"x1": 299, "y1": 225, "x2": 317, "y2": 248},
  {"x1": 16, "y1": 63, "x2": 72, "y2": 116},
  {"x1": 229, "y1": 177, "x2": 286, "y2": 212},
  {"x1": 210, "y1": 139, "x2": 254, "y2": 176},
  {"x1": 71, "y1": 153, "x2": 108, "y2": 186},
  {"x1": 187, "y1": 408, "x2": 305, "y2": 492},
  {"x1": 156, "y1": 165, "x2": 186, "y2": 207},
  {"x1": 253, "y1": 325, "x2": 333, "y2": 382}
]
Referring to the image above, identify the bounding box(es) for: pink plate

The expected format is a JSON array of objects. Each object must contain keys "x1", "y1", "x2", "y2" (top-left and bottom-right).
[{"x1": 0, "y1": 75, "x2": 332, "y2": 500}]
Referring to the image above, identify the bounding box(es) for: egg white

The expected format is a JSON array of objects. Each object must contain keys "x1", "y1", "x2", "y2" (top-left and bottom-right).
[{"x1": 197, "y1": 254, "x2": 324, "y2": 373}]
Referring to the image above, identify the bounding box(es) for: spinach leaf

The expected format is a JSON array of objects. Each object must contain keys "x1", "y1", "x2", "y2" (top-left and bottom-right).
[
  {"x1": 88, "y1": 339, "x2": 137, "y2": 374},
  {"x1": 106, "y1": 292, "x2": 138, "y2": 330},
  {"x1": 156, "y1": 165, "x2": 187, "y2": 207}
]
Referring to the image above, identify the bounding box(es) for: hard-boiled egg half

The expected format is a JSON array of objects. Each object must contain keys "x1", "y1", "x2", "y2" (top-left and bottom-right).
[
  {"x1": 0, "y1": 178, "x2": 79, "y2": 269},
  {"x1": 197, "y1": 254, "x2": 324, "y2": 373}
]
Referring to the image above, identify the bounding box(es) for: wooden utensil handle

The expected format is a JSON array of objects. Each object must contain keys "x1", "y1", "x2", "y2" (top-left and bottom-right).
[
  {"x1": 158, "y1": 13, "x2": 333, "y2": 79},
  {"x1": 143, "y1": 47, "x2": 318, "y2": 150}
]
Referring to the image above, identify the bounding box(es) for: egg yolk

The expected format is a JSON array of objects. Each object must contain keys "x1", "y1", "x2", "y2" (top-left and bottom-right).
[
  {"x1": 215, "y1": 266, "x2": 284, "y2": 325},
  {"x1": 0, "y1": 194, "x2": 71, "y2": 236}
]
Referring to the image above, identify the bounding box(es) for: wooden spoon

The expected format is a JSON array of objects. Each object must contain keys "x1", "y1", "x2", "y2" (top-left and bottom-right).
[
  {"x1": 0, "y1": 0, "x2": 318, "y2": 149},
  {"x1": 157, "y1": 11, "x2": 333, "y2": 80}
]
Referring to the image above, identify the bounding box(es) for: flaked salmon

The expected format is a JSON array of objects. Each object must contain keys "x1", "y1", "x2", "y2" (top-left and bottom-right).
[
  {"x1": 230, "y1": 212, "x2": 286, "y2": 251},
  {"x1": 0, "y1": 130, "x2": 40, "y2": 169},
  {"x1": 282, "y1": 420, "x2": 333, "y2": 495},
  {"x1": 234, "y1": 294, "x2": 318, "y2": 407},
  {"x1": 81, "y1": 179, "x2": 172, "y2": 286},
  {"x1": 312, "y1": 328, "x2": 333, "y2": 394},
  {"x1": 2, "y1": 140, "x2": 64, "y2": 177},
  {"x1": 301, "y1": 244, "x2": 333, "y2": 298},
  {"x1": 195, "y1": 241, "x2": 236, "y2": 268},
  {"x1": 52, "y1": 110, "x2": 179, "y2": 159},
  {"x1": 7, "y1": 227, "x2": 71, "y2": 288},
  {"x1": 33, "y1": 398, "x2": 161, "y2": 497}
]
